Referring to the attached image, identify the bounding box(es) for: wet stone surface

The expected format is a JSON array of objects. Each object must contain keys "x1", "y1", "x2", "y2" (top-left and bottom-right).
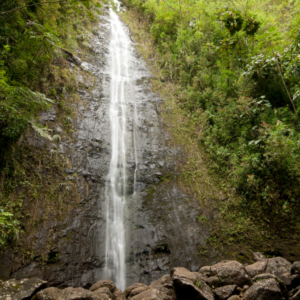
[{"x1": 1, "y1": 8, "x2": 217, "y2": 288}]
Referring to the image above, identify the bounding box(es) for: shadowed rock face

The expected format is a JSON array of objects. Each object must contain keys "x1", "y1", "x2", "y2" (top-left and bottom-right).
[{"x1": 1, "y1": 8, "x2": 217, "y2": 288}]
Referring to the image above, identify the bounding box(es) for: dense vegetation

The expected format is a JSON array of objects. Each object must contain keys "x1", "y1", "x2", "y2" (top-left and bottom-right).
[
  {"x1": 0, "y1": 0, "x2": 102, "y2": 249},
  {"x1": 124, "y1": 0, "x2": 300, "y2": 239}
]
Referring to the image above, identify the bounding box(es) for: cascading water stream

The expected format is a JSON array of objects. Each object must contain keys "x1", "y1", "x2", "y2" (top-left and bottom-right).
[{"x1": 104, "y1": 3, "x2": 135, "y2": 291}]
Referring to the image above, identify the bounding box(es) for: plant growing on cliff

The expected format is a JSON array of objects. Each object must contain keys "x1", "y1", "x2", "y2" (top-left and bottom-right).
[
  {"x1": 0, "y1": 209, "x2": 21, "y2": 248},
  {"x1": 123, "y1": 0, "x2": 300, "y2": 248}
]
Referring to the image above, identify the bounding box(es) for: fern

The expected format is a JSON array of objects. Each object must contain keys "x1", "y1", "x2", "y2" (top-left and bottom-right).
[
  {"x1": 12, "y1": 87, "x2": 55, "y2": 105},
  {"x1": 30, "y1": 120, "x2": 53, "y2": 141}
]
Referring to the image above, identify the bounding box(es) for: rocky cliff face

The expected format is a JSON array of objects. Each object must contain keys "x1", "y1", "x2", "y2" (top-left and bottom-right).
[{"x1": 0, "y1": 7, "x2": 220, "y2": 288}]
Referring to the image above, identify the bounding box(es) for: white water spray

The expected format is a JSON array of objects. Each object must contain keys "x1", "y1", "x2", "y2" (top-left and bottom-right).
[{"x1": 104, "y1": 5, "x2": 135, "y2": 291}]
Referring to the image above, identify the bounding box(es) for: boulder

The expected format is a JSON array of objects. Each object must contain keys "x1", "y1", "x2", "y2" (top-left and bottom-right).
[
  {"x1": 265, "y1": 257, "x2": 292, "y2": 277},
  {"x1": 210, "y1": 261, "x2": 252, "y2": 287},
  {"x1": 114, "y1": 289, "x2": 122, "y2": 297},
  {"x1": 123, "y1": 284, "x2": 148, "y2": 298},
  {"x1": 59, "y1": 287, "x2": 101, "y2": 300},
  {"x1": 130, "y1": 287, "x2": 150, "y2": 298},
  {"x1": 245, "y1": 260, "x2": 267, "y2": 278},
  {"x1": 243, "y1": 278, "x2": 287, "y2": 300},
  {"x1": 158, "y1": 293, "x2": 172, "y2": 300},
  {"x1": 252, "y1": 273, "x2": 288, "y2": 295},
  {"x1": 171, "y1": 267, "x2": 213, "y2": 300},
  {"x1": 199, "y1": 266, "x2": 213, "y2": 277},
  {"x1": 278, "y1": 272, "x2": 292, "y2": 287},
  {"x1": 150, "y1": 286, "x2": 172, "y2": 297},
  {"x1": 0, "y1": 278, "x2": 47, "y2": 300},
  {"x1": 35, "y1": 287, "x2": 63, "y2": 300},
  {"x1": 227, "y1": 296, "x2": 240, "y2": 300},
  {"x1": 253, "y1": 252, "x2": 266, "y2": 261},
  {"x1": 90, "y1": 280, "x2": 116, "y2": 294},
  {"x1": 149, "y1": 275, "x2": 173, "y2": 289},
  {"x1": 292, "y1": 262, "x2": 300, "y2": 275},
  {"x1": 149, "y1": 274, "x2": 173, "y2": 296},
  {"x1": 130, "y1": 289, "x2": 164, "y2": 300},
  {"x1": 205, "y1": 276, "x2": 220, "y2": 288},
  {"x1": 93, "y1": 287, "x2": 114, "y2": 299},
  {"x1": 214, "y1": 285, "x2": 237, "y2": 300}
]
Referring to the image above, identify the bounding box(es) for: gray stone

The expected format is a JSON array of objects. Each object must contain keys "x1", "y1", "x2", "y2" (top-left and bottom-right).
[
  {"x1": 171, "y1": 267, "x2": 214, "y2": 300},
  {"x1": 0, "y1": 278, "x2": 47, "y2": 300},
  {"x1": 113, "y1": 289, "x2": 122, "y2": 297},
  {"x1": 227, "y1": 296, "x2": 240, "y2": 300},
  {"x1": 278, "y1": 272, "x2": 292, "y2": 287},
  {"x1": 204, "y1": 276, "x2": 220, "y2": 288},
  {"x1": 39, "y1": 107, "x2": 57, "y2": 123},
  {"x1": 245, "y1": 259, "x2": 267, "y2": 278},
  {"x1": 265, "y1": 257, "x2": 292, "y2": 276},
  {"x1": 210, "y1": 260, "x2": 252, "y2": 287},
  {"x1": 130, "y1": 289, "x2": 164, "y2": 300},
  {"x1": 214, "y1": 285, "x2": 237, "y2": 300},
  {"x1": 243, "y1": 278, "x2": 286, "y2": 300},
  {"x1": 149, "y1": 275, "x2": 172, "y2": 289},
  {"x1": 92, "y1": 287, "x2": 114, "y2": 299},
  {"x1": 123, "y1": 284, "x2": 148, "y2": 298},
  {"x1": 148, "y1": 275, "x2": 173, "y2": 297},
  {"x1": 90, "y1": 280, "x2": 116, "y2": 293},
  {"x1": 59, "y1": 287, "x2": 101, "y2": 300},
  {"x1": 253, "y1": 252, "x2": 266, "y2": 261},
  {"x1": 130, "y1": 287, "x2": 150, "y2": 298},
  {"x1": 36, "y1": 287, "x2": 63, "y2": 300},
  {"x1": 252, "y1": 273, "x2": 288, "y2": 295},
  {"x1": 199, "y1": 266, "x2": 213, "y2": 276},
  {"x1": 292, "y1": 262, "x2": 300, "y2": 275}
]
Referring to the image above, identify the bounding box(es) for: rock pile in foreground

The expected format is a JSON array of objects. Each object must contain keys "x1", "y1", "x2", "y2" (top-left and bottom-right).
[{"x1": 2, "y1": 252, "x2": 300, "y2": 300}]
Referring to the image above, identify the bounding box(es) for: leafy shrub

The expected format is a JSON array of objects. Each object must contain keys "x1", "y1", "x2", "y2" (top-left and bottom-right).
[
  {"x1": 0, "y1": 209, "x2": 21, "y2": 248},
  {"x1": 125, "y1": 0, "x2": 300, "y2": 227}
]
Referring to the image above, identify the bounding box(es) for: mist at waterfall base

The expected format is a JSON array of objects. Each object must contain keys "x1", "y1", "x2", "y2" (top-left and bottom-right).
[{"x1": 103, "y1": 4, "x2": 138, "y2": 291}]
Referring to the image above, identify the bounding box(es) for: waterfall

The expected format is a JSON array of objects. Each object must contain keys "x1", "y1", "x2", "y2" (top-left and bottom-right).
[{"x1": 104, "y1": 4, "x2": 134, "y2": 291}]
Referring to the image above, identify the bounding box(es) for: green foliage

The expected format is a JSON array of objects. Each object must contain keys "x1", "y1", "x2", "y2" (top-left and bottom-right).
[
  {"x1": 219, "y1": 9, "x2": 244, "y2": 36},
  {"x1": 0, "y1": 0, "x2": 102, "y2": 250},
  {"x1": 125, "y1": 0, "x2": 300, "y2": 232},
  {"x1": 0, "y1": 209, "x2": 21, "y2": 248}
]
